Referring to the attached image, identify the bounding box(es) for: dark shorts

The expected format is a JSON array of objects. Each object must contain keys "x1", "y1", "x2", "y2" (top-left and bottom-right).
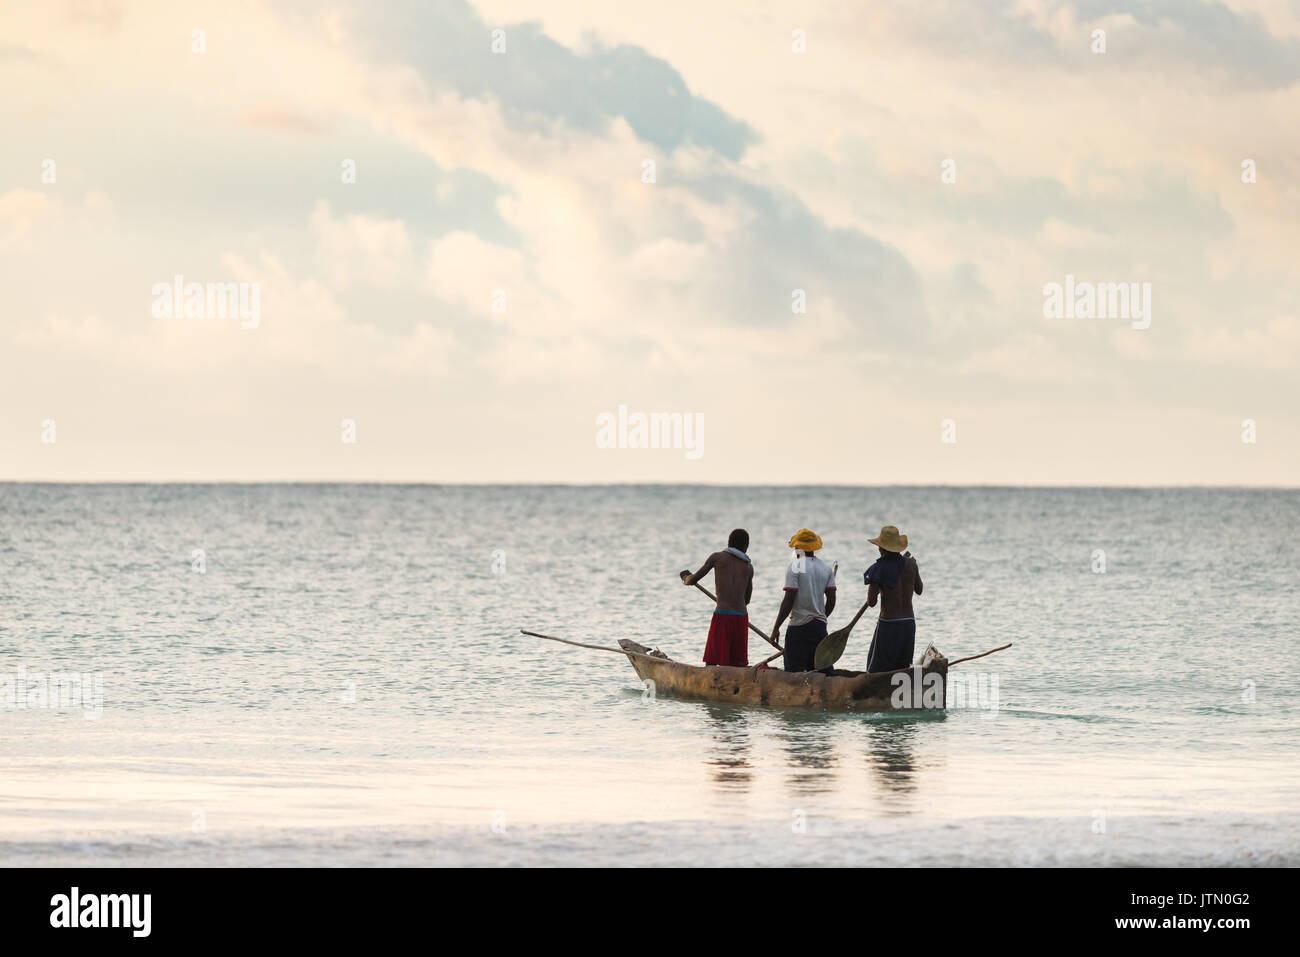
[
  {"x1": 866, "y1": 618, "x2": 916, "y2": 672},
  {"x1": 784, "y1": 619, "x2": 827, "y2": 672}
]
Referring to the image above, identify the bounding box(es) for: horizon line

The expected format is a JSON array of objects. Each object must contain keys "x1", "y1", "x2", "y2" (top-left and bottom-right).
[{"x1": 1, "y1": 480, "x2": 1297, "y2": 491}]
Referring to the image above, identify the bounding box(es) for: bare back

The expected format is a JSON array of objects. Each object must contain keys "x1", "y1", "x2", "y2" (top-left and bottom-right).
[
  {"x1": 697, "y1": 551, "x2": 754, "y2": 613},
  {"x1": 872, "y1": 556, "x2": 922, "y2": 619}
]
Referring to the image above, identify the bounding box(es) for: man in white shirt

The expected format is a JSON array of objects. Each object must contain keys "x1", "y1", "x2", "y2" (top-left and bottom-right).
[{"x1": 769, "y1": 528, "x2": 837, "y2": 671}]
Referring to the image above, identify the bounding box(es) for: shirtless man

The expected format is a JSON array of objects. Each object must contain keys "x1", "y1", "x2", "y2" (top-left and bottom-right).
[
  {"x1": 863, "y1": 525, "x2": 923, "y2": 672},
  {"x1": 680, "y1": 529, "x2": 754, "y2": 666}
]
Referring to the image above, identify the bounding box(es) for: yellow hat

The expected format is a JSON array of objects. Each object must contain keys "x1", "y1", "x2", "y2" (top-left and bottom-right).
[
  {"x1": 869, "y1": 525, "x2": 908, "y2": 553},
  {"x1": 788, "y1": 528, "x2": 823, "y2": 551}
]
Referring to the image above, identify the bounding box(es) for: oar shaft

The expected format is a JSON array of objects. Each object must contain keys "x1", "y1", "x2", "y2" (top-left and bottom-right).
[
  {"x1": 690, "y1": 581, "x2": 779, "y2": 650},
  {"x1": 846, "y1": 597, "x2": 873, "y2": 632},
  {"x1": 947, "y1": 643, "x2": 1012, "y2": 667},
  {"x1": 521, "y1": 630, "x2": 670, "y2": 663}
]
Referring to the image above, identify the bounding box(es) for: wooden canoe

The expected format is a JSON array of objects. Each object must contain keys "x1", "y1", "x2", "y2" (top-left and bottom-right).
[{"x1": 617, "y1": 639, "x2": 949, "y2": 712}]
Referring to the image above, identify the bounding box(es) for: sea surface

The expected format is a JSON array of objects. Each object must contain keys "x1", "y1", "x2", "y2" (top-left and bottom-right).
[{"x1": 0, "y1": 484, "x2": 1297, "y2": 866}]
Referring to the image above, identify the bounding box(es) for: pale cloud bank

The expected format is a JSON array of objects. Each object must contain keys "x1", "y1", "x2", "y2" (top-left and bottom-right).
[{"x1": 0, "y1": 0, "x2": 1296, "y2": 484}]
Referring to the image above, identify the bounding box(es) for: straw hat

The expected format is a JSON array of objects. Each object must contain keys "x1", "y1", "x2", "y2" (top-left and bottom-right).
[
  {"x1": 787, "y1": 528, "x2": 823, "y2": 551},
  {"x1": 869, "y1": 525, "x2": 908, "y2": 553}
]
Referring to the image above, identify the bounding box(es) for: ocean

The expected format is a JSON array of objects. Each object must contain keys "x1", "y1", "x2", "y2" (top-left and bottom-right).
[{"x1": 1, "y1": 484, "x2": 1296, "y2": 866}]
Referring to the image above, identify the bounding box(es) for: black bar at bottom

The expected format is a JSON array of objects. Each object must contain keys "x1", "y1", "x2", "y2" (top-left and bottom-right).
[{"x1": 0, "y1": 866, "x2": 1276, "y2": 943}]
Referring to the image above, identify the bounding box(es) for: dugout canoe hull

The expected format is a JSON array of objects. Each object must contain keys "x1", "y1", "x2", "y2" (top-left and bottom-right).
[{"x1": 617, "y1": 639, "x2": 948, "y2": 712}]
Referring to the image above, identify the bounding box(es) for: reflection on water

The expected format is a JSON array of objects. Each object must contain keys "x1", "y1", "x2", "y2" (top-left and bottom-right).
[
  {"x1": 863, "y1": 715, "x2": 947, "y2": 814},
  {"x1": 700, "y1": 704, "x2": 952, "y2": 812},
  {"x1": 703, "y1": 705, "x2": 753, "y2": 792},
  {"x1": 774, "y1": 711, "x2": 840, "y2": 796}
]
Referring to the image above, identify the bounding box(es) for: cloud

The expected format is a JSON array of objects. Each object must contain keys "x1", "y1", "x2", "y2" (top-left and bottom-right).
[
  {"x1": 890, "y1": 0, "x2": 1300, "y2": 88},
  {"x1": 1185, "y1": 315, "x2": 1300, "y2": 369},
  {"x1": 311, "y1": 201, "x2": 414, "y2": 289},
  {"x1": 60, "y1": 0, "x2": 126, "y2": 33},
  {"x1": 1070, "y1": 0, "x2": 1300, "y2": 87},
  {"x1": 333, "y1": 0, "x2": 758, "y2": 157},
  {"x1": 2, "y1": 0, "x2": 1297, "y2": 483},
  {"x1": 238, "y1": 103, "x2": 328, "y2": 134},
  {"x1": 427, "y1": 230, "x2": 529, "y2": 319},
  {"x1": 0, "y1": 43, "x2": 43, "y2": 61},
  {"x1": 0, "y1": 189, "x2": 58, "y2": 248}
]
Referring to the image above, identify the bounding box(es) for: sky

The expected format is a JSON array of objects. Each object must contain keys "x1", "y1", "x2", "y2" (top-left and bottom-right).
[{"x1": 1, "y1": 0, "x2": 1297, "y2": 484}]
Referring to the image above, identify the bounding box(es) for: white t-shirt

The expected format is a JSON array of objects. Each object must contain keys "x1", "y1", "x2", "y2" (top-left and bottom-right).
[{"x1": 783, "y1": 554, "x2": 836, "y2": 626}]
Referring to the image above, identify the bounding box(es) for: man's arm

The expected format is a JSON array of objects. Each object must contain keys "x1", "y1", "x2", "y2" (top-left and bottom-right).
[
  {"x1": 909, "y1": 554, "x2": 923, "y2": 595},
  {"x1": 867, "y1": 582, "x2": 880, "y2": 608},
  {"x1": 824, "y1": 588, "x2": 837, "y2": 617},
  {"x1": 771, "y1": 591, "x2": 797, "y2": 642},
  {"x1": 744, "y1": 565, "x2": 753, "y2": 606},
  {"x1": 679, "y1": 552, "x2": 717, "y2": 586}
]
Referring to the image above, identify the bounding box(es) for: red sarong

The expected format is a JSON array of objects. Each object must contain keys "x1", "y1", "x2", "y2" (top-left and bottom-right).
[{"x1": 703, "y1": 612, "x2": 749, "y2": 666}]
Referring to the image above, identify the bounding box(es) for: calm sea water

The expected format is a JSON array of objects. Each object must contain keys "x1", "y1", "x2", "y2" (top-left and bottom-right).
[{"x1": 1, "y1": 484, "x2": 1297, "y2": 866}]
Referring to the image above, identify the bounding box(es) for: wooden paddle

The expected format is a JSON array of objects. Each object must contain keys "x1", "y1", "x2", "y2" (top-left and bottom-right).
[
  {"x1": 813, "y1": 597, "x2": 873, "y2": 670},
  {"x1": 947, "y1": 643, "x2": 1012, "y2": 667},
  {"x1": 682, "y1": 575, "x2": 781, "y2": 651},
  {"x1": 521, "y1": 629, "x2": 670, "y2": 662}
]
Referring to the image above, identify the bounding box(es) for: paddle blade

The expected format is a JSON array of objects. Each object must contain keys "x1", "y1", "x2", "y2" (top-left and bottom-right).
[{"x1": 814, "y1": 627, "x2": 850, "y2": 670}]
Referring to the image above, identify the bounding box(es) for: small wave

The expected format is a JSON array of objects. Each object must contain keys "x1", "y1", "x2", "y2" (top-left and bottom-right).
[{"x1": 995, "y1": 707, "x2": 1118, "y2": 723}]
